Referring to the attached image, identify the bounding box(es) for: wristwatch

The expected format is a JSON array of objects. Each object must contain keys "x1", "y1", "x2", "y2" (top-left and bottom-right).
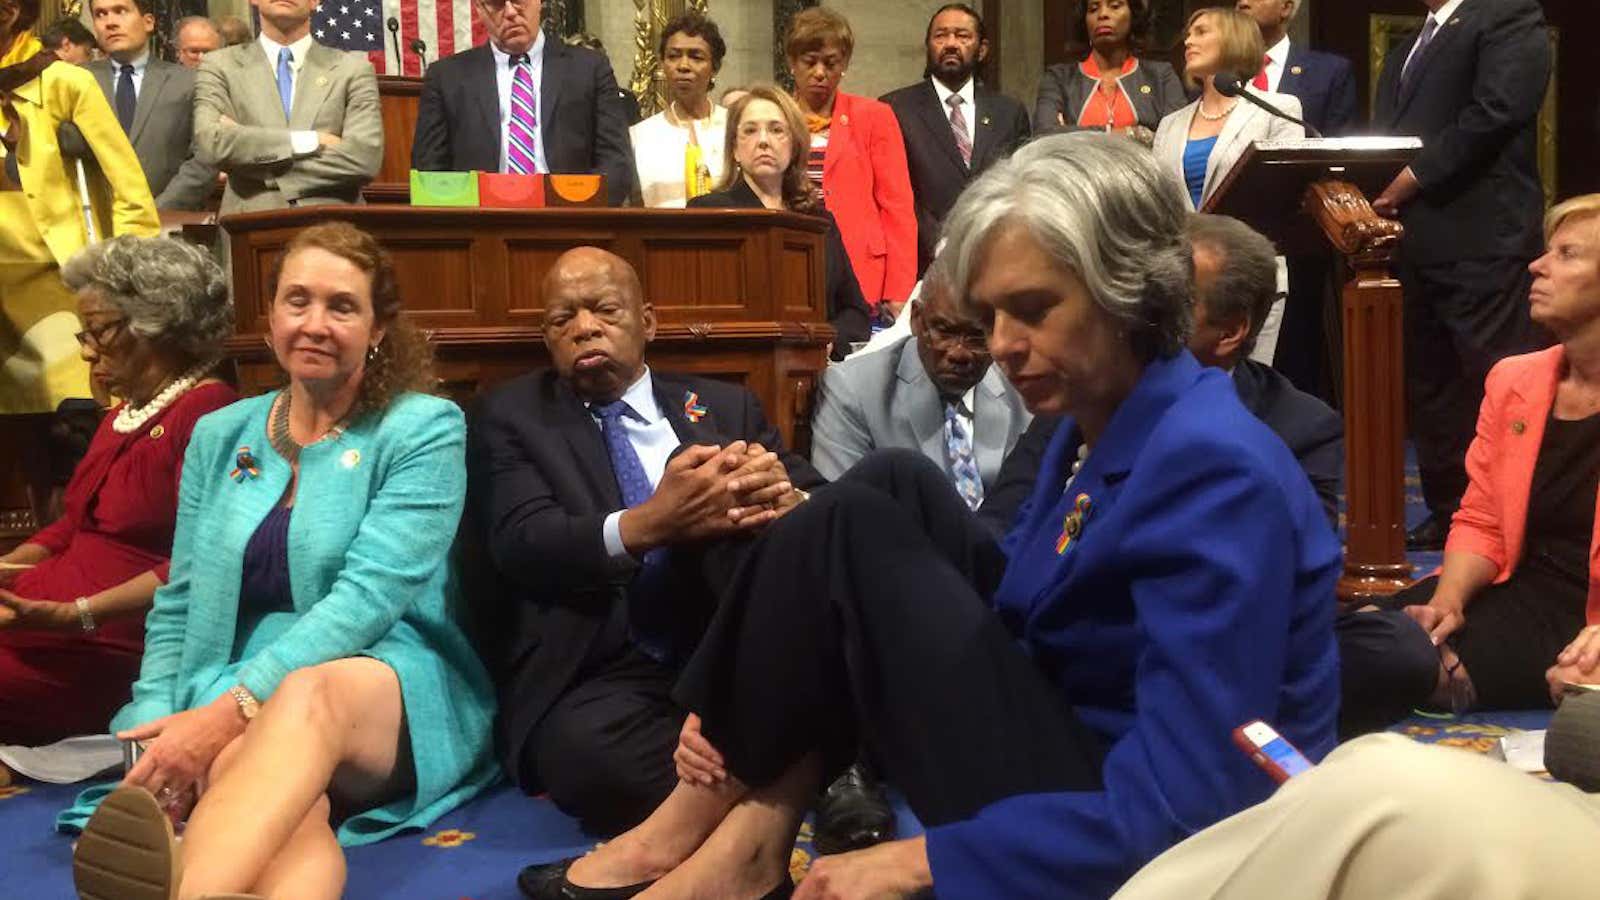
[
  {"x1": 74, "y1": 597, "x2": 96, "y2": 633},
  {"x1": 228, "y1": 684, "x2": 260, "y2": 721}
]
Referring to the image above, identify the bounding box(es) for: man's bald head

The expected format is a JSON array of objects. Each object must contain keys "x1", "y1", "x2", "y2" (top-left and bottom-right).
[{"x1": 542, "y1": 247, "x2": 656, "y2": 402}]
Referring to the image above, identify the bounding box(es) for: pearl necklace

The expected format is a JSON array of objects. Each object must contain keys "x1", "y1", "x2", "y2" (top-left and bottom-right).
[
  {"x1": 112, "y1": 360, "x2": 217, "y2": 434},
  {"x1": 1197, "y1": 99, "x2": 1238, "y2": 121},
  {"x1": 1063, "y1": 442, "x2": 1091, "y2": 491}
]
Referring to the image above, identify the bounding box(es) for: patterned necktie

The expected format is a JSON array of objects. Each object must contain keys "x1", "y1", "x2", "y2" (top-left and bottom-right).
[
  {"x1": 593, "y1": 400, "x2": 672, "y2": 661},
  {"x1": 276, "y1": 47, "x2": 294, "y2": 121},
  {"x1": 1400, "y1": 16, "x2": 1440, "y2": 92},
  {"x1": 946, "y1": 93, "x2": 972, "y2": 168},
  {"x1": 944, "y1": 401, "x2": 983, "y2": 510},
  {"x1": 507, "y1": 54, "x2": 541, "y2": 174},
  {"x1": 115, "y1": 63, "x2": 136, "y2": 133},
  {"x1": 1252, "y1": 54, "x2": 1270, "y2": 91}
]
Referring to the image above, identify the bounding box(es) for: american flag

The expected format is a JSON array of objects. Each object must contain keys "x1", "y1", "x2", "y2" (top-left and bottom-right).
[{"x1": 311, "y1": 0, "x2": 486, "y2": 77}]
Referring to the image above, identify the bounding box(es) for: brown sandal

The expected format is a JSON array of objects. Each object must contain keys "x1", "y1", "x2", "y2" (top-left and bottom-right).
[{"x1": 73, "y1": 786, "x2": 181, "y2": 900}]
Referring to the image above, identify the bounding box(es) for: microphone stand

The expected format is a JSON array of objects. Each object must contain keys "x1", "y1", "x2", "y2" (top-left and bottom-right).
[
  {"x1": 410, "y1": 38, "x2": 429, "y2": 75},
  {"x1": 1214, "y1": 73, "x2": 1323, "y2": 139},
  {"x1": 386, "y1": 17, "x2": 402, "y2": 75}
]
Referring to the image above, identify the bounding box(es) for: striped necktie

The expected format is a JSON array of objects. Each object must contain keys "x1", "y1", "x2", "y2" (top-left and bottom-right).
[
  {"x1": 506, "y1": 53, "x2": 541, "y2": 174},
  {"x1": 947, "y1": 94, "x2": 972, "y2": 168}
]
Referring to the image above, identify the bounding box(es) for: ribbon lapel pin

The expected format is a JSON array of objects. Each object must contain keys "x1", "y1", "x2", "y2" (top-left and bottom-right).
[
  {"x1": 683, "y1": 391, "x2": 708, "y2": 423},
  {"x1": 231, "y1": 446, "x2": 261, "y2": 482},
  {"x1": 1054, "y1": 493, "x2": 1094, "y2": 556}
]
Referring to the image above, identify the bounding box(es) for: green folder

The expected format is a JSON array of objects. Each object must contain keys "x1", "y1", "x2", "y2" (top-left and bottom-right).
[{"x1": 409, "y1": 170, "x2": 480, "y2": 207}]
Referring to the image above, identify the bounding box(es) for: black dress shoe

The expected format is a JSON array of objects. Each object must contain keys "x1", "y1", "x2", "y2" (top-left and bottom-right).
[
  {"x1": 812, "y1": 762, "x2": 896, "y2": 855},
  {"x1": 517, "y1": 857, "x2": 656, "y2": 900},
  {"x1": 1405, "y1": 513, "x2": 1450, "y2": 551}
]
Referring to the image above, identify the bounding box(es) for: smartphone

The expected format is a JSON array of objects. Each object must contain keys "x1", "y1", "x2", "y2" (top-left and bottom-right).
[
  {"x1": 1232, "y1": 720, "x2": 1313, "y2": 784},
  {"x1": 122, "y1": 739, "x2": 145, "y2": 775}
]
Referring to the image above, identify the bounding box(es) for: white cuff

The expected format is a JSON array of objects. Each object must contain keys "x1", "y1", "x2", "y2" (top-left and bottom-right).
[
  {"x1": 602, "y1": 510, "x2": 636, "y2": 561},
  {"x1": 290, "y1": 130, "x2": 319, "y2": 156}
]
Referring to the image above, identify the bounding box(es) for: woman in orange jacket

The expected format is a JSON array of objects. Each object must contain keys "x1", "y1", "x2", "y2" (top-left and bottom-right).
[
  {"x1": 1367, "y1": 194, "x2": 1600, "y2": 714},
  {"x1": 782, "y1": 6, "x2": 917, "y2": 319}
]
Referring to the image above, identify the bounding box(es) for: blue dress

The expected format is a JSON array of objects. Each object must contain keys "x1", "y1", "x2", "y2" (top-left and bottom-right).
[{"x1": 1183, "y1": 135, "x2": 1218, "y2": 209}]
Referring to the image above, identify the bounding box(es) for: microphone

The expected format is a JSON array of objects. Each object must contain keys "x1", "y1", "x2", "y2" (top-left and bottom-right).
[
  {"x1": 410, "y1": 37, "x2": 428, "y2": 74},
  {"x1": 1213, "y1": 72, "x2": 1323, "y2": 139},
  {"x1": 386, "y1": 17, "x2": 401, "y2": 74}
]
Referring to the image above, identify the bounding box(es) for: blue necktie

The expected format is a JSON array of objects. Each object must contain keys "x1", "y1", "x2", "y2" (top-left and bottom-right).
[
  {"x1": 945, "y1": 401, "x2": 984, "y2": 511},
  {"x1": 276, "y1": 47, "x2": 294, "y2": 121},
  {"x1": 593, "y1": 400, "x2": 673, "y2": 661},
  {"x1": 1399, "y1": 16, "x2": 1440, "y2": 93},
  {"x1": 114, "y1": 63, "x2": 136, "y2": 133}
]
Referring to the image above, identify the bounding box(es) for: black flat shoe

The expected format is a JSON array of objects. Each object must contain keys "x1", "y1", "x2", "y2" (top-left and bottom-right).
[
  {"x1": 1405, "y1": 513, "x2": 1450, "y2": 552},
  {"x1": 812, "y1": 761, "x2": 896, "y2": 856},
  {"x1": 516, "y1": 857, "x2": 656, "y2": 900}
]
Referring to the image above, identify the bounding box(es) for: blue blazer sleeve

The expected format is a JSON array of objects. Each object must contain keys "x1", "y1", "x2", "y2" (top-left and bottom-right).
[
  {"x1": 234, "y1": 400, "x2": 468, "y2": 700},
  {"x1": 924, "y1": 442, "x2": 1315, "y2": 899}
]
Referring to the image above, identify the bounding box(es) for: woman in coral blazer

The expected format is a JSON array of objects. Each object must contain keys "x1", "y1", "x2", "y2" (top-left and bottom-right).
[
  {"x1": 1363, "y1": 195, "x2": 1600, "y2": 715},
  {"x1": 784, "y1": 7, "x2": 917, "y2": 314}
]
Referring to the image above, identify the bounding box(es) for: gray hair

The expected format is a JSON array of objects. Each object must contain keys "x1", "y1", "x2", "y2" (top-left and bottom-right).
[
  {"x1": 941, "y1": 132, "x2": 1192, "y2": 361},
  {"x1": 1187, "y1": 213, "x2": 1279, "y2": 355},
  {"x1": 61, "y1": 236, "x2": 233, "y2": 362},
  {"x1": 173, "y1": 15, "x2": 222, "y2": 42}
]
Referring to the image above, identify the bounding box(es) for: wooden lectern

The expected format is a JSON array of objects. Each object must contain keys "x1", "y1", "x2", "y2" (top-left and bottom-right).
[
  {"x1": 220, "y1": 205, "x2": 835, "y2": 451},
  {"x1": 1203, "y1": 137, "x2": 1422, "y2": 601}
]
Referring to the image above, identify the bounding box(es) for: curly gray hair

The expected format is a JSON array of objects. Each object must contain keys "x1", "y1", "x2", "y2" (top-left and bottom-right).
[
  {"x1": 941, "y1": 131, "x2": 1193, "y2": 362},
  {"x1": 61, "y1": 236, "x2": 233, "y2": 362}
]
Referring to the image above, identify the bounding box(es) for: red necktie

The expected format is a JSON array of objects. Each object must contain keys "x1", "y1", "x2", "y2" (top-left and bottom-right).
[{"x1": 1252, "y1": 54, "x2": 1270, "y2": 91}]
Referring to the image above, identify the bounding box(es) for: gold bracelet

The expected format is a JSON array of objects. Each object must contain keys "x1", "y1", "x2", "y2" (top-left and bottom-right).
[
  {"x1": 74, "y1": 597, "x2": 96, "y2": 633},
  {"x1": 228, "y1": 684, "x2": 260, "y2": 721}
]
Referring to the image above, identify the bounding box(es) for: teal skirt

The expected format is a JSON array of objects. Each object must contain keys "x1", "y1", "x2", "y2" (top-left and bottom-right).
[{"x1": 57, "y1": 612, "x2": 501, "y2": 846}]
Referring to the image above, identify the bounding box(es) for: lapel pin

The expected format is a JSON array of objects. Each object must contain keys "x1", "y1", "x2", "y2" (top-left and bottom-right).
[
  {"x1": 1054, "y1": 493, "x2": 1094, "y2": 555},
  {"x1": 231, "y1": 446, "x2": 260, "y2": 482},
  {"x1": 839, "y1": 113, "x2": 850, "y2": 126},
  {"x1": 1511, "y1": 420, "x2": 1526, "y2": 435},
  {"x1": 683, "y1": 391, "x2": 708, "y2": 423},
  {"x1": 149, "y1": 424, "x2": 165, "y2": 440},
  {"x1": 980, "y1": 116, "x2": 990, "y2": 126},
  {"x1": 316, "y1": 75, "x2": 329, "y2": 86},
  {"x1": 1290, "y1": 65, "x2": 1304, "y2": 75},
  {"x1": 340, "y1": 448, "x2": 362, "y2": 469},
  {"x1": 1140, "y1": 84, "x2": 1153, "y2": 94}
]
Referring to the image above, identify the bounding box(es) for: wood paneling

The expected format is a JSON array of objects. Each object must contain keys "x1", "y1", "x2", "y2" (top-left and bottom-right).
[{"x1": 374, "y1": 76, "x2": 422, "y2": 198}]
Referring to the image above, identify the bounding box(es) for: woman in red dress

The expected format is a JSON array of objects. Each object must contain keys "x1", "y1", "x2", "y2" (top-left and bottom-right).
[{"x1": 0, "y1": 236, "x2": 236, "y2": 746}]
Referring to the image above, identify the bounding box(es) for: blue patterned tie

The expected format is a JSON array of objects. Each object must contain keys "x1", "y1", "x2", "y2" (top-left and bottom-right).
[
  {"x1": 1400, "y1": 16, "x2": 1440, "y2": 93},
  {"x1": 944, "y1": 402, "x2": 983, "y2": 511},
  {"x1": 276, "y1": 47, "x2": 294, "y2": 122},
  {"x1": 593, "y1": 400, "x2": 673, "y2": 661}
]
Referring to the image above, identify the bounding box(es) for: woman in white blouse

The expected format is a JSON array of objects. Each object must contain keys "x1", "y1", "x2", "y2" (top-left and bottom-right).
[{"x1": 630, "y1": 12, "x2": 730, "y2": 208}]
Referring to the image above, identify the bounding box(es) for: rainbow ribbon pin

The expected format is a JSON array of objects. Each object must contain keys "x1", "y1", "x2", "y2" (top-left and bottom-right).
[
  {"x1": 683, "y1": 391, "x2": 708, "y2": 423},
  {"x1": 1054, "y1": 493, "x2": 1094, "y2": 555},
  {"x1": 230, "y1": 446, "x2": 261, "y2": 482}
]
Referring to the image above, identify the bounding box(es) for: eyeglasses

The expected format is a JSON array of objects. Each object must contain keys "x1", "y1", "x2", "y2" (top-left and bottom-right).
[
  {"x1": 74, "y1": 318, "x2": 127, "y2": 350},
  {"x1": 480, "y1": 0, "x2": 533, "y2": 13},
  {"x1": 924, "y1": 320, "x2": 990, "y2": 351}
]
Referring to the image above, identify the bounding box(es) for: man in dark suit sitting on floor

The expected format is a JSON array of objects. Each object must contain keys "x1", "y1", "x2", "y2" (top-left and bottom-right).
[
  {"x1": 467, "y1": 247, "x2": 823, "y2": 841},
  {"x1": 984, "y1": 213, "x2": 1343, "y2": 534},
  {"x1": 411, "y1": 0, "x2": 634, "y2": 205},
  {"x1": 880, "y1": 3, "x2": 1028, "y2": 278}
]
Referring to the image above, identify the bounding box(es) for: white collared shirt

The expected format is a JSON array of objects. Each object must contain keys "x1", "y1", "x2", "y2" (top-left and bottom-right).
[
  {"x1": 1403, "y1": 0, "x2": 1467, "y2": 72},
  {"x1": 490, "y1": 30, "x2": 549, "y2": 174},
  {"x1": 258, "y1": 31, "x2": 318, "y2": 154},
  {"x1": 930, "y1": 75, "x2": 976, "y2": 132},
  {"x1": 596, "y1": 366, "x2": 679, "y2": 560},
  {"x1": 1263, "y1": 35, "x2": 1291, "y2": 93},
  {"x1": 108, "y1": 47, "x2": 151, "y2": 100}
]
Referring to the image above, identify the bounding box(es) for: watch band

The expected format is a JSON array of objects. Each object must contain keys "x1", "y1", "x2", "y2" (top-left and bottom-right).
[
  {"x1": 228, "y1": 684, "x2": 260, "y2": 721},
  {"x1": 74, "y1": 597, "x2": 96, "y2": 633}
]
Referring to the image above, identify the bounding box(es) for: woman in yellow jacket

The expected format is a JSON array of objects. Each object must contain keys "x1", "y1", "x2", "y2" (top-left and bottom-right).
[{"x1": 0, "y1": 0, "x2": 158, "y2": 415}]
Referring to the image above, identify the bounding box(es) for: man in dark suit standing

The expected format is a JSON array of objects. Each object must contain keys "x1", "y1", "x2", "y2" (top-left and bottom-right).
[
  {"x1": 1372, "y1": 0, "x2": 1551, "y2": 550},
  {"x1": 469, "y1": 247, "x2": 823, "y2": 842},
  {"x1": 880, "y1": 3, "x2": 1028, "y2": 278},
  {"x1": 84, "y1": 0, "x2": 217, "y2": 209},
  {"x1": 411, "y1": 0, "x2": 633, "y2": 206},
  {"x1": 983, "y1": 214, "x2": 1343, "y2": 535}
]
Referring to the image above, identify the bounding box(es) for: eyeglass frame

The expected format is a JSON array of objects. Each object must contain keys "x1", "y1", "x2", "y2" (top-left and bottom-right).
[
  {"x1": 74, "y1": 317, "x2": 128, "y2": 351},
  {"x1": 921, "y1": 318, "x2": 991, "y2": 352}
]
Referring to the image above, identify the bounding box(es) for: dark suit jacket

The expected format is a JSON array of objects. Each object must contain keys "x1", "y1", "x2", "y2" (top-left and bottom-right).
[
  {"x1": 467, "y1": 369, "x2": 823, "y2": 791},
  {"x1": 85, "y1": 57, "x2": 217, "y2": 209},
  {"x1": 1372, "y1": 0, "x2": 1550, "y2": 265},
  {"x1": 879, "y1": 79, "x2": 1029, "y2": 275},
  {"x1": 411, "y1": 41, "x2": 634, "y2": 205},
  {"x1": 689, "y1": 179, "x2": 872, "y2": 358},
  {"x1": 981, "y1": 359, "x2": 1343, "y2": 536},
  {"x1": 1278, "y1": 44, "x2": 1358, "y2": 137}
]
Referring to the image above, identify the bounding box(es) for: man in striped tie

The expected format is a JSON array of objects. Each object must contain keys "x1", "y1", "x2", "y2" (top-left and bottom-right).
[{"x1": 411, "y1": 0, "x2": 634, "y2": 205}]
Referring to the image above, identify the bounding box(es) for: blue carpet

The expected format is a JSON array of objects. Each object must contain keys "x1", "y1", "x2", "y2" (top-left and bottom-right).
[{"x1": 0, "y1": 447, "x2": 1521, "y2": 897}]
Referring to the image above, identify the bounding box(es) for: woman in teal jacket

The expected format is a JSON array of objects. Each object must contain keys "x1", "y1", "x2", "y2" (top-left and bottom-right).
[{"x1": 64, "y1": 221, "x2": 498, "y2": 900}]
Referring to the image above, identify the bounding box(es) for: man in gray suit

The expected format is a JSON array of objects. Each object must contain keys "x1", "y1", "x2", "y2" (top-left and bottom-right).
[
  {"x1": 810, "y1": 255, "x2": 1030, "y2": 506},
  {"x1": 84, "y1": 0, "x2": 217, "y2": 210},
  {"x1": 193, "y1": 0, "x2": 381, "y2": 214}
]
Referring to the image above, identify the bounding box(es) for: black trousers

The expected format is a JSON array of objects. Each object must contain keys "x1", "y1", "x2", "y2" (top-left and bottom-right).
[
  {"x1": 674, "y1": 450, "x2": 1105, "y2": 829},
  {"x1": 1333, "y1": 607, "x2": 1439, "y2": 739},
  {"x1": 1275, "y1": 254, "x2": 1339, "y2": 403},
  {"x1": 1401, "y1": 255, "x2": 1544, "y2": 516}
]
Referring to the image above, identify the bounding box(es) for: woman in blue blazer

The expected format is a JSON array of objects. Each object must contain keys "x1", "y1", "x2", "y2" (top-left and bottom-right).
[
  {"x1": 524, "y1": 134, "x2": 1341, "y2": 900},
  {"x1": 67, "y1": 222, "x2": 498, "y2": 899}
]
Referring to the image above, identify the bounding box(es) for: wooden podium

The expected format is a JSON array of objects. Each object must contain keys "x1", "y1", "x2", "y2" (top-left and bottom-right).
[
  {"x1": 1204, "y1": 137, "x2": 1422, "y2": 601},
  {"x1": 221, "y1": 205, "x2": 835, "y2": 450}
]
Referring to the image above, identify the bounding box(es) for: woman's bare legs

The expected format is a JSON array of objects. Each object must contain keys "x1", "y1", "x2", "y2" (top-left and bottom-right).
[
  {"x1": 565, "y1": 778, "x2": 749, "y2": 887},
  {"x1": 176, "y1": 658, "x2": 411, "y2": 899},
  {"x1": 247, "y1": 797, "x2": 346, "y2": 900}
]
